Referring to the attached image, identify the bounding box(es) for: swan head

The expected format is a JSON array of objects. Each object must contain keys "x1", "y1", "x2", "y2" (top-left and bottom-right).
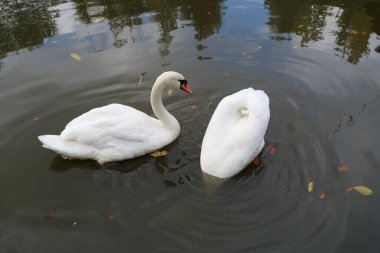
[{"x1": 159, "y1": 71, "x2": 192, "y2": 94}]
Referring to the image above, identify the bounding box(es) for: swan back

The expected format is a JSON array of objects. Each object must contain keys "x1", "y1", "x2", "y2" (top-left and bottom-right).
[{"x1": 201, "y1": 88, "x2": 270, "y2": 178}]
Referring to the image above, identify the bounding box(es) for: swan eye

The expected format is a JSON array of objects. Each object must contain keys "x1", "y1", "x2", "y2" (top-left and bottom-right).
[{"x1": 179, "y1": 79, "x2": 188, "y2": 86}]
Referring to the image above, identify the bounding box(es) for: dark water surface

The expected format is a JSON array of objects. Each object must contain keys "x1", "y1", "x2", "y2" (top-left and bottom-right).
[{"x1": 1, "y1": 0, "x2": 380, "y2": 252}]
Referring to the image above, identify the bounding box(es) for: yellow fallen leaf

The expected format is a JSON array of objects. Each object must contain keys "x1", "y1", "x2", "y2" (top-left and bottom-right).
[
  {"x1": 70, "y1": 53, "x2": 81, "y2": 61},
  {"x1": 297, "y1": 24, "x2": 305, "y2": 29},
  {"x1": 353, "y1": 186, "x2": 373, "y2": 196},
  {"x1": 167, "y1": 89, "x2": 173, "y2": 96},
  {"x1": 150, "y1": 150, "x2": 167, "y2": 157},
  {"x1": 94, "y1": 17, "x2": 105, "y2": 23},
  {"x1": 307, "y1": 181, "x2": 314, "y2": 192}
]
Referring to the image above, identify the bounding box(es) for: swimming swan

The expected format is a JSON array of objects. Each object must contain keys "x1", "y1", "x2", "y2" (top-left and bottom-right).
[
  {"x1": 200, "y1": 88, "x2": 270, "y2": 178},
  {"x1": 38, "y1": 71, "x2": 192, "y2": 164}
]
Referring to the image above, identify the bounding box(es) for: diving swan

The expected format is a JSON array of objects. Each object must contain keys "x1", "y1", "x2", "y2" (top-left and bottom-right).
[
  {"x1": 38, "y1": 71, "x2": 192, "y2": 164},
  {"x1": 200, "y1": 88, "x2": 270, "y2": 178}
]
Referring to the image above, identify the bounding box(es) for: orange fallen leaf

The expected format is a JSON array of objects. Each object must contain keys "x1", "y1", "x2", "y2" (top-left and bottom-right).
[
  {"x1": 346, "y1": 187, "x2": 353, "y2": 192},
  {"x1": 361, "y1": 31, "x2": 368, "y2": 35},
  {"x1": 265, "y1": 144, "x2": 277, "y2": 154},
  {"x1": 338, "y1": 166, "x2": 349, "y2": 172},
  {"x1": 70, "y1": 53, "x2": 81, "y2": 61},
  {"x1": 319, "y1": 192, "x2": 326, "y2": 200},
  {"x1": 108, "y1": 214, "x2": 115, "y2": 220},
  {"x1": 43, "y1": 213, "x2": 56, "y2": 220},
  {"x1": 191, "y1": 104, "x2": 197, "y2": 110},
  {"x1": 252, "y1": 156, "x2": 261, "y2": 166}
]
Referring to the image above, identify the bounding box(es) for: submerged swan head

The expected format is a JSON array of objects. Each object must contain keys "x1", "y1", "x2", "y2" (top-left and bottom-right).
[{"x1": 155, "y1": 71, "x2": 192, "y2": 94}]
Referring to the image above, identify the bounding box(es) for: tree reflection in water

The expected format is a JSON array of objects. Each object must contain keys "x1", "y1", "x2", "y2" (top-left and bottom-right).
[
  {"x1": 0, "y1": 0, "x2": 379, "y2": 67},
  {"x1": 264, "y1": 0, "x2": 380, "y2": 64}
]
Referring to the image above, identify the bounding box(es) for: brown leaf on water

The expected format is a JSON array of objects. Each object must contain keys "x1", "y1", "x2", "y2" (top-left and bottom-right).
[
  {"x1": 346, "y1": 187, "x2": 353, "y2": 192},
  {"x1": 43, "y1": 213, "x2": 56, "y2": 220},
  {"x1": 191, "y1": 104, "x2": 197, "y2": 110},
  {"x1": 265, "y1": 144, "x2": 277, "y2": 155},
  {"x1": 32, "y1": 116, "x2": 40, "y2": 122},
  {"x1": 108, "y1": 214, "x2": 115, "y2": 221},
  {"x1": 150, "y1": 150, "x2": 167, "y2": 157},
  {"x1": 167, "y1": 89, "x2": 173, "y2": 96},
  {"x1": 338, "y1": 165, "x2": 349, "y2": 172},
  {"x1": 319, "y1": 192, "x2": 326, "y2": 200},
  {"x1": 353, "y1": 186, "x2": 373, "y2": 196},
  {"x1": 70, "y1": 53, "x2": 81, "y2": 61},
  {"x1": 252, "y1": 156, "x2": 261, "y2": 166}
]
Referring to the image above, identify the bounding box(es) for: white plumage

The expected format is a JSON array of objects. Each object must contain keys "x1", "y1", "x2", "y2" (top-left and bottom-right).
[
  {"x1": 38, "y1": 71, "x2": 192, "y2": 164},
  {"x1": 200, "y1": 88, "x2": 270, "y2": 178}
]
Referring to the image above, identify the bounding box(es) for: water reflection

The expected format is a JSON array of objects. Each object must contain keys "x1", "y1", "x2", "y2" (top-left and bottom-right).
[
  {"x1": 265, "y1": 0, "x2": 380, "y2": 64},
  {"x1": 2, "y1": 0, "x2": 380, "y2": 66},
  {"x1": 0, "y1": 0, "x2": 59, "y2": 61}
]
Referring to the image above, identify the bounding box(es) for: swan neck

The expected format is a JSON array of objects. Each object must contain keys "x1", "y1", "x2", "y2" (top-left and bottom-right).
[{"x1": 151, "y1": 77, "x2": 179, "y2": 131}]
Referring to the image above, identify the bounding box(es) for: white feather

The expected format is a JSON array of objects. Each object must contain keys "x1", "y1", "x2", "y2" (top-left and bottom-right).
[{"x1": 200, "y1": 88, "x2": 270, "y2": 178}]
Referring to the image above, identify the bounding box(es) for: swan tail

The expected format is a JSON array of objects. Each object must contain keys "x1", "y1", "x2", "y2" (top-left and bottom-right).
[{"x1": 38, "y1": 135, "x2": 93, "y2": 160}]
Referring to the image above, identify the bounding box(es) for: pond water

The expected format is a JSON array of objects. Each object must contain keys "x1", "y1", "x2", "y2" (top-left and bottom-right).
[{"x1": 1, "y1": 0, "x2": 380, "y2": 252}]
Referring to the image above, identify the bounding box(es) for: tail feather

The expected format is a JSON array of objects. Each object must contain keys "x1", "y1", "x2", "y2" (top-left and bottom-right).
[{"x1": 38, "y1": 135, "x2": 94, "y2": 160}]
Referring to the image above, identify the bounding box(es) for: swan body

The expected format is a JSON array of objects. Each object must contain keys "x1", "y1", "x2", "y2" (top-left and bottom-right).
[
  {"x1": 38, "y1": 71, "x2": 192, "y2": 164},
  {"x1": 200, "y1": 88, "x2": 270, "y2": 178}
]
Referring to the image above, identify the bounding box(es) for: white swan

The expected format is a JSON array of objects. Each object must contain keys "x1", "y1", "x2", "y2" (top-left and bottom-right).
[
  {"x1": 200, "y1": 88, "x2": 270, "y2": 178},
  {"x1": 38, "y1": 71, "x2": 192, "y2": 164}
]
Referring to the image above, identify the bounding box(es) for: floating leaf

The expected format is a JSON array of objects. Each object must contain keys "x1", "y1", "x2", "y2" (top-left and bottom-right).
[
  {"x1": 291, "y1": 45, "x2": 298, "y2": 49},
  {"x1": 307, "y1": 181, "x2": 314, "y2": 192},
  {"x1": 265, "y1": 144, "x2": 277, "y2": 155},
  {"x1": 43, "y1": 213, "x2": 56, "y2": 220},
  {"x1": 338, "y1": 165, "x2": 349, "y2": 172},
  {"x1": 346, "y1": 187, "x2": 353, "y2": 192},
  {"x1": 150, "y1": 150, "x2": 167, "y2": 157},
  {"x1": 94, "y1": 17, "x2": 105, "y2": 23},
  {"x1": 167, "y1": 89, "x2": 173, "y2": 96},
  {"x1": 319, "y1": 192, "x2": 326, "y2": 200},
  {"x1": 32, "y1": 116, "x2": 40, "y2": 122},
  {"x1": 297, "y1": 24, "x2": 305, "y2": 29},
  {"x1": 70, "y1": 53, "x2": 81, "y2": 61},
  {"x1": 191, "y1": 104, "x2": 198, "y2": 110},
  {"x1": 252, "y1": 156, "x2": 261, "y2": 166},
  {"x1": 353, "y1": 186, "x2": 373, "y2": 196},
  {"x1": 108, "y1": 214, "x2": 115, "y2": 220}
]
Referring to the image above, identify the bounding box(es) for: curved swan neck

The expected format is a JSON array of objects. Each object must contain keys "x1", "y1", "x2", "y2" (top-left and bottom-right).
[{"x1": 150, "y1": 76, "x2": 179, "y2": 131}]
